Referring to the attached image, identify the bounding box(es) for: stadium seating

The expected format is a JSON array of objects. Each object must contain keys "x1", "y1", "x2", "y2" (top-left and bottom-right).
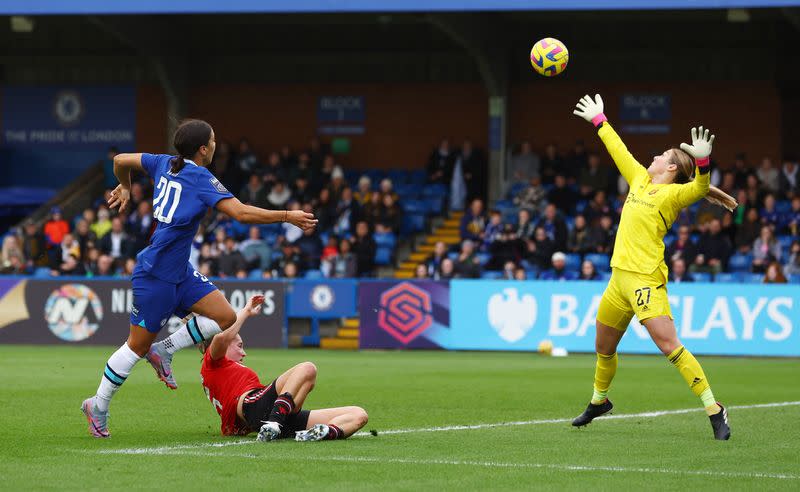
[
  {"x1": 691, "y1": 272, "x2": 712, "y2": 283},
  {"x1": 585, "y1": 253, "x2": 611, "y2": 272},
  {"x1": 728, "y1": 253, "x2": 753, "y2": 272}
]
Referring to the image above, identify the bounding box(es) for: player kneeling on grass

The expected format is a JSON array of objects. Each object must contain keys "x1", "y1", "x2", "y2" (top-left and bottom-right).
[{"x1": 199, "y1": 295, "x2": 368, "y2": 442}]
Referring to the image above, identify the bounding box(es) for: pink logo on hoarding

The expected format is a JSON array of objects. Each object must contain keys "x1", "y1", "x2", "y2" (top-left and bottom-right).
[{"x1": 378, "y1": 282, "x2": 433, "y2": 344}]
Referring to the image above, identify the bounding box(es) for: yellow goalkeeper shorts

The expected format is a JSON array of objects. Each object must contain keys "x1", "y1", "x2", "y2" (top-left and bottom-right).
[{"x1": 597, "y1": 268, "x2": 673, "y2": 331}]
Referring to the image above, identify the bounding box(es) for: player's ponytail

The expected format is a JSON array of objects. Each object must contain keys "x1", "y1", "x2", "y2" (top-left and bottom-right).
[
  {"x1": 170, "y1": 119, "x2": 214, "y2": 174},
  {"x1": 671, "y1": 148, "x2": 738, "y2": 212}
]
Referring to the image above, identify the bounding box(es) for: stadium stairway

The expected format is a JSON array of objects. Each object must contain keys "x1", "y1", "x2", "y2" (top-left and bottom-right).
[
  {"x1": 395, "y1": 210, "x2": 464, "y2": 278},
  {"x1": 320, "y1": 317, "x2": 360, "y2": 350}
]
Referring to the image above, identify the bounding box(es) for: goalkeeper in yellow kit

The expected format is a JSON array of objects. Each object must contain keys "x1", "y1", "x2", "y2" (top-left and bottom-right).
[{"x1": 571, "y1": 94, "x2": 737, "y2": 440}]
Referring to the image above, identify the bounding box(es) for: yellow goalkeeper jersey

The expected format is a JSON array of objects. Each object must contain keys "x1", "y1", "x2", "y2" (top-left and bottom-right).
[{"x1": 598, "y1": 123, "x2": 710, "y2": 278}]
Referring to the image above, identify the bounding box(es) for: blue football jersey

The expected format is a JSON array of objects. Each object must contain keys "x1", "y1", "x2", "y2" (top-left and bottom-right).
[{"x1": 136, "y1": 153, "x2": 233, "y2": 283}]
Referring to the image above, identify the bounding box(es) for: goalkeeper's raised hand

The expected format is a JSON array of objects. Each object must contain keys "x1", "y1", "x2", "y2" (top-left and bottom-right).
[
  {"x1": 573, "y1": 94, "x2": 607, "y2": 128},
  {"x1": 679, "y1": 126, "x2": 715, "y2": 167}
]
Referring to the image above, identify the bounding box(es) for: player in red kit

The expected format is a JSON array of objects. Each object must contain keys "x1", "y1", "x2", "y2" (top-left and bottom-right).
[{"x1": 200, "y1": 295, "x2": 368, "y2": 441}]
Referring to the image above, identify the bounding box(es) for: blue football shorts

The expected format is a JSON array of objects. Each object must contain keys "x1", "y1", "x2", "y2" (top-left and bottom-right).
[{"x1": 130, "y1": 264, "x2": 218, "y2": 333}]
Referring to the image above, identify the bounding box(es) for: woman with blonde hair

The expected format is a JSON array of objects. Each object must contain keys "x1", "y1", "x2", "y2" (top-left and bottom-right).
[{"x1": 571, "y1": 94, "x2": 737, "y2": 440}]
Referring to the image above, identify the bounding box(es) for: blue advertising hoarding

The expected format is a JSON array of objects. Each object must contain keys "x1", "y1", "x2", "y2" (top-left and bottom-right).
[
  {"x1": 6, "y1": 0, "x2": 799, "y2": 15},
  {"x1": 286, "y1": 279, "x2": 358, "y2": 318},
  {"x1": 317, "y1": 96, "x2": 366, "y2": 136},
  {"x1": 449, "y1": 280, "x2": 799, "y2": 356},
  {"x1": 619, "y1": 93, "x2": 671, "y2": 135}
]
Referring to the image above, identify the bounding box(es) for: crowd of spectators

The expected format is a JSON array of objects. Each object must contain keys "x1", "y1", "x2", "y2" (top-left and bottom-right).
[
  {"x1": 0, "y1": 137, "x2": 405, "y2": 279},
  {"x1": 416, "y1": 141, "x2": 800, "y2": 284}
]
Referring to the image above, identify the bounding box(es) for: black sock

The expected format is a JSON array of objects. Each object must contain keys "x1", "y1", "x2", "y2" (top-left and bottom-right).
[
  {"x1": 324, "y1": 424, "x2": 345, "y2": 440},
  {"x1": 267, "y1": 392, "x2": 295, "y2": 426}
]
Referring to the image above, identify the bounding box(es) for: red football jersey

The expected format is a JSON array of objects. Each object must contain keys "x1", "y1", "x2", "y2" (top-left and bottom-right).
[{"x1": 200, "y1": 351, "x2": 264, "y2": 436}]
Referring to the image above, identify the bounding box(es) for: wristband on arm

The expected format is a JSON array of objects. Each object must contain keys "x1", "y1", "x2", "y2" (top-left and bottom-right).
[
  {"x1": 591, "y1": 113, "x2": 608, "y2": 128},
  {"x1": 695, "y1": 156, "x2": 710, "y2": 168}
]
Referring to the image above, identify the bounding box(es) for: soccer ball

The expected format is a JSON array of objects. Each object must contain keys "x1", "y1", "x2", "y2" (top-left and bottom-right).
[
  {"x1": 538, "y1": 339, "x2": 554, "y2": 356},
  {"x1": 530, "y1": 37, "x2": 569, "y2": 77}
]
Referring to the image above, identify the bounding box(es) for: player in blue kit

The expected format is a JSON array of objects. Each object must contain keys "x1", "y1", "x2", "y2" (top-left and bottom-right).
[{"x1": 81, "y1": 119, "x2": 317, "y2": 438}]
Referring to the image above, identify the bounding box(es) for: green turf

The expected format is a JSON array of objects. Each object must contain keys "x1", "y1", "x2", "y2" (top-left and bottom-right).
[{"x1": 1, "y1": 346, "x2": 798, "y2": 490}]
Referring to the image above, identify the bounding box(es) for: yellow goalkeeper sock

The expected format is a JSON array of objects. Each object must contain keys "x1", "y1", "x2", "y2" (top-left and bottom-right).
[
  {"x1": 591, "y1": 352, "x2": 617, "y2": 404},
  {"x1": 667, "y1": 346, "x2": 720, "y2": 415}
]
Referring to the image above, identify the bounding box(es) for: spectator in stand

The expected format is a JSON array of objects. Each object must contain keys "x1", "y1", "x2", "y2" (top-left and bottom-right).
[
  {"x1": 377, "y1": 193, "x2": 402, "y2": 234},
  {"x1": 127, "y1": 201, "x2": 153, "y2": 252},
  {"x1": 779, "y1": 158, "x2": 799, "y2": 198},
  {"x1": 121, "y1": 258, "x2": 136, "y2": 278},
  {"x1": 536, "y1": 204, "x2": 568, "y2": 252},
  {"x1": 103, "y1": 146, "x2": 120, "y2": 189},
  {"x1": 92, "y1": 207, "x2": 112, "y2": 239},
  {"x1": 322, "y1": 238, "x2": 357, "y2": 278},
  {"x1": 379, "y1": 178, "x2": 399, "y2": 203},
  {"x1": 354, "y1": 176, "x2": 373, "y2": 206},
  {"x1": 218, "y1": 237, "x2": 248, "y2": 278},
  {"x1": 513, "y1": 267, "x2": 527, "y2": 281},
  {"x1": 513, "y1": 175, "x2": 546, "y2": 213},
  {"x1": 760, "y1": 194, "x2": 780, "y2": 228},
  {"x1": 508, "y1": 141, "x2": 541, "y2": 190},
  {"x1": 211, "y1": 141, "x2": 242, "y2": 195},
  {"x1": 282, "y1": 202, "x2": 305, "y2": 243},
  {"x1": 502, "y1": 261, "x2": 517, "y2": 280},
  {"x1": 272, "y1": 242, "x2": 303, "y2": 276},
  {"x1": 454, "y1": 239, "x2": 481, "y2": 278},
  {"x1": 526, "y1": 226, "x2": 555, "y2": 270},
  {"x1": 362, "y1": 190, "x2": 383, "y2": 228},
  {"x1": 579, "y1": 259, "x2": 600, "y2": 281},
  {"x1": 732, "y1": 152, "x2": 751, "y2": 190},
  {"x1": 289, "y1": 151, "x2": 313, "y2": 185},
  {"x1": 282, "y1": 262, "x2": 299, "y2": 279},
  {"x1": 332, "y1": 187, "x2": 360, "y2": 238},
  {"x1": 314, "y1": 188, "x2": 337, "y2": 233},
  {"x1": 308, "y1": 136, "x2": 326, "y2": 170},
  {"x1": 98, "y1": 216, "x2": 134, "y2": 261},
  {"x1": 414, "y1": 263, "x2": 429, "y2": 279},
  {"x1": 44, "y1": 207, "x2": 70, "y2": 248},
  {"x1": 94, "y1": 254, "x2": 115, "y2": 276},
  {"x1": 197, "y1": 243, "x2": 219, "y2": 277},
  {"x1": 239, "y1": 226, "x2": 272, "y2": 270},
  {"x1": 235, "y1": 138, "x2": 259, "y2": 175},
  {"x1": 516, "y1": 209, "x2": 536, "y2": 240},
  {"x1": 240, "y1": 174, "x2": 268, "y2": 208},
  {"x1": 1, "y1": 235, "x2": 26, "y2": 274},
  {"x1": 321, "y1": 236, "x2": 338, "y2": 263},
  {"x1": 584, "y1": 190, "x2": 613, "y2": 225},
  {"x1": 426, "y1": 241, "x2": 448, "y2": 277},
  {"x1": 328, "y1": 167, "x2": 347, "y2": 202},
  {"x1": 449, "y1": 141, "x2": 468, "y2": 211},
  {"x1": 763, "y1": 261, "x2": 787, "y2": 284},
  {"x1": 21, "y1": 219, "x2": 47, "y2": 268},
  {"x1": 59, "y1": 233, "x2": 81, "y2": 264},
  {"x1": 279, "y1": 144, "x2": 296, "y2": 168},
  {"x1": 59, "y1": 253, "x2": 85, "y2": 276},
  {"x1": 786, "y1": 197, "x2": 800, "y2": 236},
  {"x1": 756, "y1": 157, "x2": 780, "y2": 193},
  {"x1": 540, "y1": 251, "x2": 571, "y2": 281},
  {"x1": 567, "y1": 140, "x2": 588, "y2": 178},
  {"x1": 267, "y1": 181, "x2": 292, "y2": 209},
  {"x1": 735, "y1": 208, "x2": 761, "y2": 253},
  {"x1": 426, "y1": 138, "x2": 454, "y2": 186},
  {"x1": 692, "y1": 218, "x2": 732, "y2": 274},
  {"x1": 294, "y1": 227, "x2": 324, "y2": 270},
  {"x1": 458, "y1": 139, "x2": 487, "y2": 202},
  {"x1": 567, "y1": 215, "x2": 596, "y2": 255},
  {"x1": 489, "y1": 224, "x2": 524, "y2": 270},
  {"x1": 669, "y1": 258, "x2": 693, "y2": 283},
  {"x1": 483, "y1": 210, "x2": 504, "y2": 250},
  {"x1": 666, "y1": 226, "x2": 698, "y2": 266},
  {"x1": 540, "y1": 143, "x2": 563, "y2": 185},
  {"x1": 589, "y1": 215, "x2": 615, "y2": 254},
  {"x1": 577, "y1": 153, "x2": 611, "y2": 199},
  {"x1": 436, "y1": 258, "x2": 455, "y2": 280},
  {"x1": 351, "y1": 221, "x2": 376, "y2": 277},
  {"x1": 784, "y1": 241, "x2": 800, "y2": 277},
  {"x1": 315, "y1": 155, "x2": 336, "y2": 193},
  {"x1": 210, "y1": 228, "x2": 229, "y2": 257},
  {"x1": 547, "y1": 174, "x2": 577, "y2": 215},
  {"x1": 751, "y1": 225, "x2": 781, "y2": 273},
  {"x1": 292, "y1": 176, "x2": 314, "y2": 205},
  {"x1": 460, "y1": 199, "x2": 486, "y2": 242}
]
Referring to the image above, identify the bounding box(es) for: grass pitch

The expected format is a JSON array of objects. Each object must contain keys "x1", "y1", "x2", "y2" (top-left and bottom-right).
[{"x1": 1, "y1": 346, "x2": 799, "y2": 490}]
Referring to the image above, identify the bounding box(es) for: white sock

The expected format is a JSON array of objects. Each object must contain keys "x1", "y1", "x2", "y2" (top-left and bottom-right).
[
  {"x1": 161, "y1": 316, "x2": 222, "y2": 355},
  {"x1": 95, "y1": 343, "x2": 141, "y2": 413}
]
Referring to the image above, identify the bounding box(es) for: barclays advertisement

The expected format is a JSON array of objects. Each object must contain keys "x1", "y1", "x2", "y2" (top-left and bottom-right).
[{"x1": 450, "y1": 280, "x2": 798, "y2": 357}]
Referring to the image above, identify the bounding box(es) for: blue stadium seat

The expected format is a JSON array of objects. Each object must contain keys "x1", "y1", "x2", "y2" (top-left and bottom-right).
[
  {"x1": 481, "y1": 271, "x2": 504, "y2": 280},
  {"x1": 776, "y1": 200, "x2": 792, "y2": 214},
  {"x1": 447, "y1": 251, "x2": 458, "y2": 261},
  {"x1": 425, "y1": 195, "x2": 445, "y2": 214},
  {"x1": 422, "y1": 184, "x2": 447, "y2": 196},
  {"x1": 691, "y1": 272, "x2": 712, "y2": 283},
  {"x1": 789, "y1": 274, "x2": 800, "y2": 284},
  {"x1": 387, "y1": 170, "x2": 409, "y2": 185},
  {"x1": 259, "y1": 223, "x2": 282, "y2": 236},
  {"x1": 564, "y1": 253, "x2": 582, "y2": 271},
  {"x1": 304, "y1": 269, "x2": 324, "y2": 279},
  {"x1": 409, "y1": 170, "x2": 427, "y2": 185},
  {"x1": 575, "y1": 200, "x2": 588, "y2": 214},
  {"x1": 742, "y1": 272, "x2": 764, "y2": 284},
  {"x1": 366, "y1": 170, "x2": 386, "y2": 183},
  {"x1": 539, "y1": 270, "x2": 579, "y2": 281},
  {"x1": 395, "y1": 184, "x2": 419, "y2": 198},
  {"x1": 495, "y1": 199, "x2": 514, "y2": 209},
  {"x1": 585, "y1": 253, "x2": 611, "y2": 272},
  {"x1": 248, "y1": 269, "x2": 263, "y2": 279},
  {"x1": 663, "y1": 234, "x2": 676, "y2": 248},
  {"x1": 728, "y1": 253, "x2": 752, "y2": 272},
  {"x1": 777, "y1": 235, "x2": 794, "y2": 249},
  {"x1": 374, "y1": 247, "x2": 393, "y2": 266},
  {"x1": 564, "y1": 216, "x2": 575, "y2": 231},
  {"x1": 402, "y1": 200, "x2": 427, "y2": 214},
  {"x1": 714, "y1": 272, "x2": 738, "y2": 283},
  {"x1": 33, "y1": 267, "x2": 51, "y2": 278},
  {"x1": 476, "y1": 252, "x2": 491, "y2": 266},
  {"x1": 507, "y1": 183, "x2": 526, "y2": 199},
  {"x1": 401, "y1": 213, "x2": 426, "y2": 234},
  {"x1": 373, "y1": 232, "x2": 397, "y2": 248}
]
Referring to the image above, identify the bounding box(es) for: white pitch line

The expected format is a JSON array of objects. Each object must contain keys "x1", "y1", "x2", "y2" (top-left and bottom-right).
[
  {"x1": 95, "y1": 451, "x2": 800, "y2": 481},
  {"x1": 98, "y1": 400, "x2": 800, "y2": 455}
]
